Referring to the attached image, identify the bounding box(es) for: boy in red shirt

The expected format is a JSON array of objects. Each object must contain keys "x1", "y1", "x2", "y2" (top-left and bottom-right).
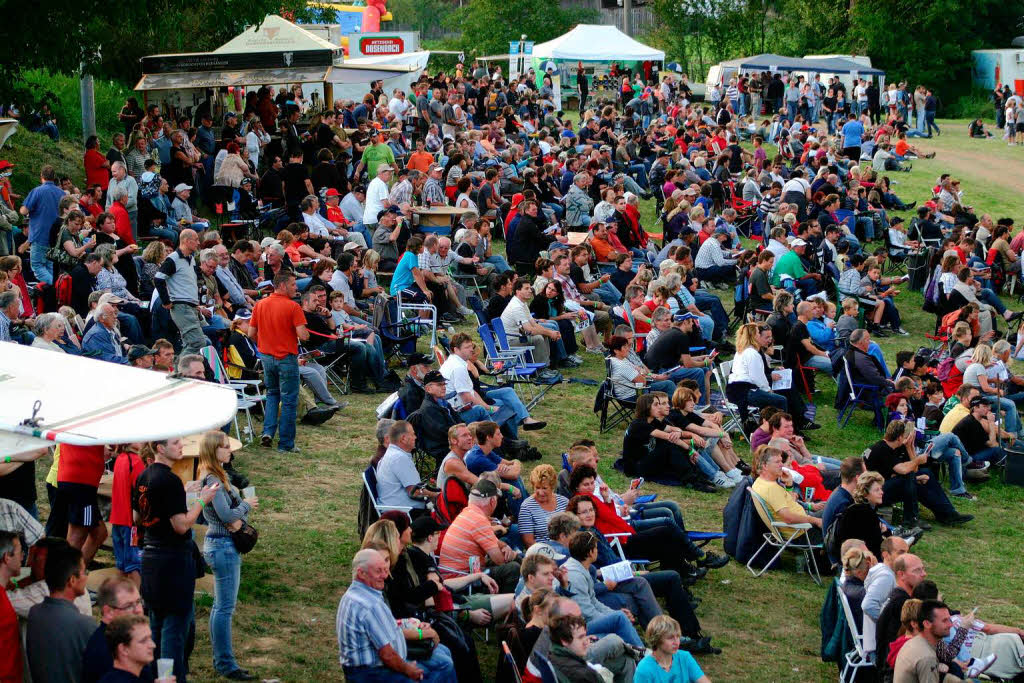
[{"x1": 111, "y1": 444, "x2": 147, "y2": 585}]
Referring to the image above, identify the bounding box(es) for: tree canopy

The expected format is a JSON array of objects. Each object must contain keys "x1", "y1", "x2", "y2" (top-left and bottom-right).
[{"x1": 443, "y1": 0, "x2": 598, "y2": 58}]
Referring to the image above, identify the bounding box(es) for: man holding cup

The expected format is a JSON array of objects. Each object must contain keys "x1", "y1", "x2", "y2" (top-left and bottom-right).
[{"x1": 100, "y1": 613, "x2": 176, "y2": 682}]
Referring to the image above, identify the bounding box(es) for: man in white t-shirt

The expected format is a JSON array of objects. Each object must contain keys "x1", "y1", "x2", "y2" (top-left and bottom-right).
[
  {"x1": 362, "y1": 164, "x2": 394, "y2": 228},
  {"x1": 440, "y1": 332, "x2": 511, "y2": 422},
  {"x1": 388, "y1": 91, "x2": 413, "y2": 125},
  {"x1": 500, "y1": 279, "x2": 564, "y2": 378},
  {"x1": 376, "y1": 419, "x2": 439, "y2": 511}
]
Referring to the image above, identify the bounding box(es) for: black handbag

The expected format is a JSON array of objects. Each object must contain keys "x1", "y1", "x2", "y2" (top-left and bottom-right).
[{"x1": 230, "y1": 520, "x2": 259, "y2": 554}]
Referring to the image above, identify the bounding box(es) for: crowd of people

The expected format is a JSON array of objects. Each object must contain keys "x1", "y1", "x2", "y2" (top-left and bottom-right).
[{"x1": 0, "y1": 53, "x2": 1023, "y2": 683}]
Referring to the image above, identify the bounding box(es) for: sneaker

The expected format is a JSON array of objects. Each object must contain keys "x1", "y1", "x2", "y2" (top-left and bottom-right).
[
  {"x1": 904, "y1": 518, "x2": 932, "y2": 531},
  {"x1": 458, "y1": 305, "x2": 474, "y2": 316},
  {"x1": 585, "y1": 346, "x2": 605, "y2": 355},
  {"x1": 735, "y1": 459, "x2": 752, "y2": 476},
  {"x1": 260, "y1": 434, "x2": 273, "y2": 448},
  {"x1": 712, "y1": 472, "x2": 738, "y2": 489},
  {"x1": 277, "y1": 446, "x2": 302, "y2": 454},
  {"x1": 522, "y1": 419, "x2": 547, "y2": 431},
  {"x1": 939, "y1": 513, "x2": 974, "y2": 525},
  {"x1": 892, "y1": 326, "x2": 910, "y2": 336},
  {"x1": 951, "y1": 491, "x2": 977, "y2": 501},
  {"x1": 225, "y1": 669, "x2": 257, "y2": 681},
  {"x1": 568, "y1": 353, "x2": 583, "y2": 364},
  {"x1": 698, "y1": 551, "x2": 729, "y2": 569},
  {"x1": 726, "y1": 468, "x2": 744, "y2": 483},
  {"x1": 692, "y1": 480, "x2": 718, "y2": 493},
  {"x1": 966, "y1": 654, "x2": 998, "y2": 679}
]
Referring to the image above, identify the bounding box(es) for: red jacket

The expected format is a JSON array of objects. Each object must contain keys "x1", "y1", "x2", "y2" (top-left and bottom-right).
[
  {"x1": 110, "y1": 201, "x2": 135, "y2": 245},
  {"x1": 587, "y1": 493, "x2": 635, "y2": 539}
]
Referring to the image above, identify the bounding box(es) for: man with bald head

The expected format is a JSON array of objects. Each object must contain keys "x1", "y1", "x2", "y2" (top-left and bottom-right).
[
  {"x1": 154, "y1": 228, "x2": 209, "y2": 353},
  {"x1": 861, "y1": 535, "x2": 909, "y2": 655},
  {"x1": 875, "y1": 552, "x2": 927, "y2": 676}
]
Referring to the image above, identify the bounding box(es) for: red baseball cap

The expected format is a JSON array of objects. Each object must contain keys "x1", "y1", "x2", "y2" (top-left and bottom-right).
[
  {"x1": 325, "y1": 188, "x2": 341, "y2": 197},
  {"x1": 0, "y1": 160, "x2": 13, "y2": 171}
]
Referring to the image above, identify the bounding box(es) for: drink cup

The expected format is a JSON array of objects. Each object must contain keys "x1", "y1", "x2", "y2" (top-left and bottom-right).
[{"x1": 157, "y1": 658, "x2": 174, "y2": 679}]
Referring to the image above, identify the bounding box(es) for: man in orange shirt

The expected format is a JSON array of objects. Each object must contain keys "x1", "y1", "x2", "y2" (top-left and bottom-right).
[
  {"x1": 588, "y1": 220, "x2": 626, "y2": 263},
  {"x1": 405, "y1": 137, "x2": 434, "y2": 174},
  {"x1": 437, "y1": 479, "x2": 521, "y2": 592},
  {"x1": 249, "y1": 271, "x2": 309, "y2": 453},
  {"x1": 892, "y1": 131, "x2": 935, "y2": 161}
]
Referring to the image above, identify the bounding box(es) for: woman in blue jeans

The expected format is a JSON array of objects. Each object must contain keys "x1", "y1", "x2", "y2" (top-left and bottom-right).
[{"x1": 197, "y1": 431, "x2": 258, "y2": 681}]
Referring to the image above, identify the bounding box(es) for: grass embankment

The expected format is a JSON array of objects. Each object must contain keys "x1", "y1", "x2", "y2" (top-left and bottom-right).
[{"x1": 18, "y1": 120, "x2": 1024, "y2": 682}]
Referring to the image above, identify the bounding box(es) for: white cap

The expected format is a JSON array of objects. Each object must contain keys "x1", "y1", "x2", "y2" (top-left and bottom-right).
[
  {"x1": 790, "y1": 238, "x2": 807, "y2": 247},
  {"x1": 173, "y1": 183, "x2": 193, "y2": 192}
]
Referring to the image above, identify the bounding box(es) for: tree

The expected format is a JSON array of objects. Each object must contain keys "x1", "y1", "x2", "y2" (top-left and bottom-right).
[
  {"x1": 443, "y1": 0, "x2": 598, "y2": 58},
  {"x1": 0, "y1": 1, "x2": 328, "y2": 102}
]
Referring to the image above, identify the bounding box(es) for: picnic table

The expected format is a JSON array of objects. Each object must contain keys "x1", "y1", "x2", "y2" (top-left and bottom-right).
[{"x1": 412, "y1": 205, "x2": 475, "y2": 236}]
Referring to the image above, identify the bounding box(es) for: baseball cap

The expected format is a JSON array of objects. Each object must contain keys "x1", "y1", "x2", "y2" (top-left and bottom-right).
[
  {"x1": 713, "y1": 225, "x2": 730, "y2": 236},
  {"x1": 325, "y1": 188, "x2": 341, "y2": 197},
  {"x1": 376, "y1": 207, "x2": 401, "y2": 221},
  {"x1": 470, "y1": 479, "x2": 499, "y2": 498},
  {"x1": 406, "y1": 352, "x2": 434, "y2": 367},
  {"x1": 127, "y1": 345, "x2": 156, "y2": 361},
  {"x1": 233, "y1": 309, "x2": 252, "y2": 321},
  {"x1": 422, "y1": 370, "x2": 446, "y2": 385},
  {"x1": 0, "y1": 160, "x2": 14, "y2": 171},
  {"x1": 675, "y1": 312, "x2": 698, "y2": 322},
  {"x1": 173, "y1": 183, "x2": 193, "y2": 193},
  {"x1": 525, "y1": 542, "x2": 567, "y2": 563},
  {"x1": 240, "y1": 176, "x2": 253, "y2": 186},
  {"x1": 589, "y1": 218, "x2": 607, "y2": 228},
  {"x1": 343, "y1": 242, "x2": 361, "y2": 252},
  {"x1": 969, "y1": 397, "x2": 989, "y2": 409},
  {"x1": 378, "y1": 164, "x2": 395, "y2": 173},
  {"x1": 790, "y1": 238, "x2": 808, "y2": 248},
  {"x1": 260, "y1": 237, "x2": 281, "y2": 249}
]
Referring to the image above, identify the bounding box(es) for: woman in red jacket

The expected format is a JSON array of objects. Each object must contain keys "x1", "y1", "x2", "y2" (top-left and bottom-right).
[{"x1": 566, "y1": 464, "x2": 727, "y2": 577}]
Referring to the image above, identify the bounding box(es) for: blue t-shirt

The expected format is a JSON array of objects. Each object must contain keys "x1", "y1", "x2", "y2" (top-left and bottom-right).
[
  {"x1": 841, "y1": 120, "x2": 864, "y2": 149},
  {"x1": 465, "y1": 444, "x2": 501, "y2": 476},
  {"x1": 390, "y1": 251, "x2": 419, "y2": 295},
  {"x1": 635, "y1": 651, "x2": 705, "y2": 683},
  {"x1": 23, "y1": 181, "x2": 65, "y2": 243}
]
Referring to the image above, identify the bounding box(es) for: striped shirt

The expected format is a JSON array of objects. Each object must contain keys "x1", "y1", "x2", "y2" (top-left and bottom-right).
[
  {"x1": 336, "y1": 580, "x2": 405, "y2": 668},
  {"x1": 518, "y1": 494, "x2": 568, "y2": 543},
  {"x1": 438, "y1": 504, "x2": 500, "y2": 578}
]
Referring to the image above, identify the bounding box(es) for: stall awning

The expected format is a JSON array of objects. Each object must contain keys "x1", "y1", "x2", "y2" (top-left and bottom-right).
[
  {"x1": 135, "y1": 66, "x2": 331, "y2": 91},
  {"x1": 717, "y1": 53, "x2": 884, "y2": 76}
]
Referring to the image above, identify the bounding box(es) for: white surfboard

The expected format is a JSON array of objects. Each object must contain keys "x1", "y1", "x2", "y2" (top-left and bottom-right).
[{"x1": 0, "y1": 343, "x2": 237, "y2": 451}]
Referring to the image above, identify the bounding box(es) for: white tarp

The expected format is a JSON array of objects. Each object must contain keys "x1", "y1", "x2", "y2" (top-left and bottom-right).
[
  {"x1": 327, "y1": 51, "x2": 430, "y2": 102},
  {"x1": 531, "y1": 25, "x2": 664, "y2": 62},
  {"x1": 214, "y1": 14, "x2": 340, "y2": 55}
]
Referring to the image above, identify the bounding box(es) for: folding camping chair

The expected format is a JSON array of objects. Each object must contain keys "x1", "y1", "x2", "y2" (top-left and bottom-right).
[
  {"x1": 200, "y1": 346, "x2": 264, "y2": 445},
  {"x1": 595, "y1": 357, "x2": 640, "y2": 433},
  {"x1": 371, "y1": 293, "x2": 422, "y2": 364},
  {"x1": 836, "y1": 357, "x2": 886, "y2": 432},
  {"x1": 838, "y1": 583, "x2": 875, "y2": 682},
  {"x1": 477, "y1": 324, "x2": 553, "y2": 411},
  {"x1": 746, "y1": 487, "x2": 823, "y2": 585}
]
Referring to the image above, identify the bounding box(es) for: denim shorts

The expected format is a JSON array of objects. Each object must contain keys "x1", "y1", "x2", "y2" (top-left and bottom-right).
[{"x1": 112, "y1": 524, "x2": 142, "y2": 573}]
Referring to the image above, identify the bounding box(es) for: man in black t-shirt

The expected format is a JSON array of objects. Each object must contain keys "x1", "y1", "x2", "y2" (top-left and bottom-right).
[
  {"x1": 282, "y1": 151, "x2": 313, "y2": 220},
  {"x1": 642, "y1": 315, "x2": 711, "y2": 404},
  {"x1": 749, "y1": 250, "x2": 775, "y2": 307},
  {"x1": 865, "y1": 421, "x2": 969, "y2": 528},
  {"x1": 951, "y1": 397, "x2": 1004, "y2": 465},
  {"x1": 133, "y1": 437, "x2": 217, "y2": 683},
  {"x1": 486, "y1": 271, "x2": 516, "y2": 322}
]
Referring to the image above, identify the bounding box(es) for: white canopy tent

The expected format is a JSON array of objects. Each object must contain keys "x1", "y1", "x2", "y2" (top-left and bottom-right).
[{"x1": 531, "y1": 25, "x2": 665, "y2": 62}]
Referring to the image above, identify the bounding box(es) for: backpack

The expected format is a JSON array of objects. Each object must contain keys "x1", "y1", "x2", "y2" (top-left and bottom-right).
[
  {"x1": 54, "y1": 273, "x2": 72, "y2": 308},
  {"x1": 935, "y1": 355, "x2": 956, "y2": 382},
  {"x1": 822, "y1": 505, "x2": 846, "y2": 562}
]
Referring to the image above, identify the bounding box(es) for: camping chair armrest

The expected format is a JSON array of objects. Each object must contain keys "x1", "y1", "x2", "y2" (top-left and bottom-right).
[
  {"x1": 771, "y1": 521, "x2": 812, "y2": 530},
  {"x1": 605, "y1": 533, "x2": 632, "y2": 539},
  {"x1": 379, "y1": 504, "x2": 414, "y2": 514},
  {"x1": 229, "y1": 378, "x2": 263, "y2": 386}
]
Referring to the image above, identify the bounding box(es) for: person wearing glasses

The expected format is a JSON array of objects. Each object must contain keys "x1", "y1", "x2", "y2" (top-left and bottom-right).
[{"x1": 81, "y1": 576, "x2": 150, "y2": 683}]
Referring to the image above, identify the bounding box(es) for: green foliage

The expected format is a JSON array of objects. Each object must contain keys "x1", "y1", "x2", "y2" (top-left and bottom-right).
[
  {"x1": 946, "y1": 88, "x2": 999, "y2": 121},
  {"x1": 442, "y1": 0, "x2": 598, "y2": 58},
  {"x1": 15, "y1": 69, "x2": 132, "y2": 143},
  {"x1": 648, "y1": 0, "x2": 1024, "y2": 102},
  {"x1": 2, "y1": 128, "x2": 86, "y2": 195},
  {"x1": 385, "y1": 0, "x2": 455, "y2": 38},
  {"x1": 0, "y1": 1, "x2": 324, "y2": 106}
]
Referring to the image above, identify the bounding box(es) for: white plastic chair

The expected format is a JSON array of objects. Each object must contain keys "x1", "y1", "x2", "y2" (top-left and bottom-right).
[
  {"x1": 746, "y1": 486, "x2": 823, "y2": 585},
  {"x1": 837, "y1": 583, "x2": 875, "y2": 682}
]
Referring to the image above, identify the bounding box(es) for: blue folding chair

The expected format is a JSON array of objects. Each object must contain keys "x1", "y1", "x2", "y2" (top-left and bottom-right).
[
  {"x1": 836, "y1": 358, "x2": 885, "y2": 432},
  {"x1": 490, "y1": 317, "x2": 547, "y2": 370}
]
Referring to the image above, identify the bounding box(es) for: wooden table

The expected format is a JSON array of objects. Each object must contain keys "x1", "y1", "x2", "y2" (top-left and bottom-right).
[{"x1": 412, "y1": 205, "x2": 476, "y2": 235}]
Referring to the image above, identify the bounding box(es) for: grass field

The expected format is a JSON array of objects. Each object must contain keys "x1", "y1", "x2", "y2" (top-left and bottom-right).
[{"x1": 17, "y1": 120, "x2": 1024, "y2": 681}]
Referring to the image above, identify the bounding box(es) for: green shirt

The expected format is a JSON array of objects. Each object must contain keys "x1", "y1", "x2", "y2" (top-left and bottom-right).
[
  {"x1": 771, "y1": 249, "x2": 807, "y2": 286},
  {"x1": 362, "y1": 143, "x2": 396, "y2": 179}
]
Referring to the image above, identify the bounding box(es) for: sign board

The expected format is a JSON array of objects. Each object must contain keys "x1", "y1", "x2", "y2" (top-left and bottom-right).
[
  {"x1": 142, "y1": 50, "x2": 332, "y2": 73},
  {"x1": 524, "y1": 41, "x2": 534, "y2": 54},
  {"x1": 551, "y1": 72, "x2": 562, "y2": 110},
  {"x1": 348, "y1": 31, "x2": 419, "y2": 59},
  {"x1": 509, "y1": 41, "x2": 520, "y2": 54}
]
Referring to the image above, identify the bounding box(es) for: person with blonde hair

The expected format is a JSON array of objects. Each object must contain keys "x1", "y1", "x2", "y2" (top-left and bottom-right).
[
  {"x1": 832, "y1": 470, "x2": 888, "y2": 562},
  {"x1": 518, "y1": 464, "x2": 569, "y2": 548},
  {"x1": 635, "y1": 615, "x2": 711, "y2": 683},
  {"x1": 962, "y1": 342, "x2": 1023, "y2": 439},
  {"x1": 668, "y1": 385, "x2": 745, "y2": 486},
  {"x1": 196, "y1": 430, "x2": 258, "y2": 680}
]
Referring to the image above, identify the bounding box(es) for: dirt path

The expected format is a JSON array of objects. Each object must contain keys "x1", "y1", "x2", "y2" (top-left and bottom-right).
[{"x1": 926, "y1": 137, "x2": 1024, "y2": 191}]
